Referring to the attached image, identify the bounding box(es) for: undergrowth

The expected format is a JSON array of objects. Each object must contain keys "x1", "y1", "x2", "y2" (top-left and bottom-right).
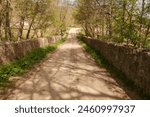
[{"x1": 0, "y1": 39, "x2": 65, "y2": 87}]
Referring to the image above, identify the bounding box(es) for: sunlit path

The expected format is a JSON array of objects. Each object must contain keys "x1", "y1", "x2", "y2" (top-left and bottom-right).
[{"x1": 0, "y1": 29, "x2": 138, "y2": 100}]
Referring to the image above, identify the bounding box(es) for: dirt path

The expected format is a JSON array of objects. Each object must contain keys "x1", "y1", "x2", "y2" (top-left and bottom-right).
[{"x1": 0, "y1": 30, "x2": 139, "y2": 100}]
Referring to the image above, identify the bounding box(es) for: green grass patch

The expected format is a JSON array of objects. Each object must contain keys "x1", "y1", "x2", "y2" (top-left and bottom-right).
[
  {"x1": 77, "y1": 35, "x2": 150, "y2": 99},
  {"x1": 0, "y1": 39, "x2": 65, "y2": 87}
]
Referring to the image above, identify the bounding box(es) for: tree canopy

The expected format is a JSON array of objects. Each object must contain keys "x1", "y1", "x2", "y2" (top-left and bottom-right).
[
  {"x1": 0, "y1": 0, "x2": 75, "y2": 41},
  {"x1": 75, "y1": 0, "x2": 150, "y2": 48}
]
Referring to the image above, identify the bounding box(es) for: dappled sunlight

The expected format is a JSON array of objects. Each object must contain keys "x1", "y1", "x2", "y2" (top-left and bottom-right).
[
  {"x1": 76, "y1": 85, "x2": 100, "y2": 95},
  {"x1": 0, "y1": 37, "x2": 135, "y2": 100}
]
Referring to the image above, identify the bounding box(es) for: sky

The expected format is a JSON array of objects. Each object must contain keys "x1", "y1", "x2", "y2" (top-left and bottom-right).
[{"x1": 59, "y1": 0, "x2": 76, "y2": 6}]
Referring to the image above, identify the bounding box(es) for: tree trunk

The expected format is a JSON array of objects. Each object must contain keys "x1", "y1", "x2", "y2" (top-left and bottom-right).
[
  {"x1": 0, "y1": 0, "x2": 2, "y2": 40},
  {"x1": 121, "y1": 0, "x2": 126, "y2": 43},
  {"x1": 18, "y1": 16, "x2": 25, "y2": 41},
  {"x1": 26, "y1": 18, "x2": 35, "y2": 39},
  {"x1": 0, "y1": 16, "x2": 2, "y2": 41},
  {"x1": 40, "y1": 30, "x2": 44, "y2": 37},
  {"x1": 143, "y1": 23, "x2": 150, "y2": 46},
  {"x1": 5, "y1": 0, "x2": 12, "y2": 41},
  {"x1": 129, "y1": 1, "x2": 136, "y2": 44},
  {"x1": 108, "y1": 1, "x2": 113, "y2": 38},
  {"x1": 26, "y1": 1, "x2": 39, "y2": 40},
  {"x1": 139, "y1": 0, "x2": 145, "y2": 47}
]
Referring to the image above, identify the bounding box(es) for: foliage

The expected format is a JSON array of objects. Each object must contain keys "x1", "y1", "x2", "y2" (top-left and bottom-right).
[
  {"x1": 0, "y1": 0, "x2": 74, "y2": 41},
  {"x1": 75, "y1": 0, "x2": 150, "y2": 48},
  {"x1": 51, "y1": 0, "x2": 76, "y2": 37}
]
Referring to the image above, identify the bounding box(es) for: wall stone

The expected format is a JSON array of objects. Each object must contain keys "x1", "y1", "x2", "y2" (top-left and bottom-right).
[
  {"x1": 82, "y1": 37, "x2": 150, "y2": 95},
  {"x1": 0, "y1": 36, "x2": 61, "y2": 65}
]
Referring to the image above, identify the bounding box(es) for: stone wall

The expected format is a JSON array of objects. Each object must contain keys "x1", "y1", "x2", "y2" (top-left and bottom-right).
[
  {"x1": 82, "y1": 37, "x2": 150, "y2": 95},
  {"x1": 0, "y1": 36, "x2": 61, "y2": 64}
]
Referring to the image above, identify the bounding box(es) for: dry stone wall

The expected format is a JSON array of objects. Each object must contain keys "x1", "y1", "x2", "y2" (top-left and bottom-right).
[
  {"x1": 82, "y1": 37, "x2": 150, "y2": 95},
  {"x1": 0, "y1": 36, "x2": 61, "y2": 64}
]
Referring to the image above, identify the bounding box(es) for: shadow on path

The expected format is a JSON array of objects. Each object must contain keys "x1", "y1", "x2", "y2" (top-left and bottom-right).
[{"x1": 0, "y1": 38, "x2": 140, "y2": 100}]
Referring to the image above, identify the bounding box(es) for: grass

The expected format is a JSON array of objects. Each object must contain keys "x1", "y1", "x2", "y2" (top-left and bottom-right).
[
  {"x1": 77, "y1": 34, "x2": 150, "y2": 99},
  {"x1": 0, "y1": 39, "x2": 65, "y2": 87}
]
